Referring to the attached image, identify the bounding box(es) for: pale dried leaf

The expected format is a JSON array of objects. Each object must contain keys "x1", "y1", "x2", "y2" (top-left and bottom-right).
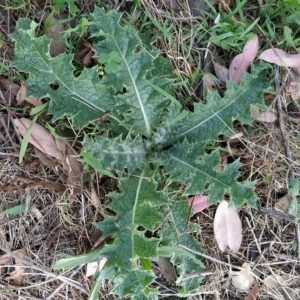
[
  {"x1": 188, "y1": 195, "x2": 208, "y2": 213},
  {"x1": 244, "y1": 282, "x2": 259, "y2": 300},
  {"x1": 203, "y1": 75, "x2": 217, "y2": 91},
  {"x1": 232, "y1": 262, "x2": 254, "y2": 291},
  {"x1": 213, "y1": 200, "x2": 242, "y2": 252},
  {"x1": 14, "y1": 118, "x2": 65, "y2": 160},
  {"x1": 0, "y1": 253, "x2": 13, "y2": 265},
  {"x1": 263, "y1": 274, "x2": 284, "y2": 288},
  {"x1": 286, "y1": 81, "x2": 300, "y2": 100},
  {"x1": 250, "y1": 106, "x2": 277, "y2": 123},
  {"x1": 229, "y1": 35, "x2": 259, "y2": 84},
  {"x1": 259, "y1": 48, "x2": 300, "y2": 67},
  {"x1": 85, "y1": 258, "x2": 107, "y2": 279},
  {"x1": 16, "y1": 82, "x2": 42, "y2": 107},
  {"x1": 274, "y1": 194, "x2": 291, "y2": 213},
  {"x1": 157, "y1": 257, "x2": 177, "y2": 284},
  {"x1": 213, "y1": 62, "x2": 229, "y2": 82}
]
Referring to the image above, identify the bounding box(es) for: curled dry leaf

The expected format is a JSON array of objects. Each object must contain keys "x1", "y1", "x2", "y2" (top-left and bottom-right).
[
  {"x1": 188, "y1": 195, "x2": 208, "y2": 213},
  {"x1": 213, "y1": 61, "x2": 229, "y2": 82},
  {"x1": 17, "y1": 82, "x2": 42, "y2": 107},
  {"x1": 286, "y1": 81, "x2": 300, "y2": 100},
  {"x1": 250, "y1": 106, "x2": 277, "y2": 123},
  {"x1": 229, "y1": 35, "x2": 259, "y2": 84},
  {"x1": 231, "y1": 262, "x2": 254, "y2": 291},
  {"x1": 259, "y1": 48, "x2": 300, "y2": 68},
  {"x1": 213, "y1": 200, "x2": 242, "y2": 253}
]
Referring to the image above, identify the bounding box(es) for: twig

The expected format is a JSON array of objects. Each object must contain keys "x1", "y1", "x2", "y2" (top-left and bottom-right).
[
  {"x1": 274, "y1": 66, "x2": 300, "y2": 260},
  {"x1": 45, "y1": 266, "x2": 82, "y2": 299},
  {"x1": 257, "y1": 206, "x2": 297, "y2": 223},
  {"x1": 0, "y1": 244, "x2": 89, "y2": 295},
  {"x1": 274, "y1": 66, "x2": 294, "y2": 177}
]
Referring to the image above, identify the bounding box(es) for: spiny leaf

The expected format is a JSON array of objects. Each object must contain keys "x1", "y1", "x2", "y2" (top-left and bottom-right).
[
  {"x1": 166, "y1": 64, "x2": 269, "y2": 145},
  {"x1": 95, "y1": 167, "x2": 168, "y2": 298},
  {"x1": 163, "y1": 139, "x2": 257, "y2": 207},
  {"x1": 90, "y1": 8, "x2": 173, "y2": 136},
  {"x1": 159, "y1": 200, "x2": 204, "y2": 293},
  {"x1": 10, "y1": 19, "x2": 115, "y2": 129},
  {"x1": 84, "y1": 133, "x2": 146, "y2": 173}
]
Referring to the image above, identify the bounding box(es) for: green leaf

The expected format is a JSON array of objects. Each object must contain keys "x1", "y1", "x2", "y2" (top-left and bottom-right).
[
  {"x1": 94, "y1": 166, "x2": 168, "y2": 298},
  {"x1": 90, "y1": 8, "x2": 173, "y2": 136},
  {"x1": 166, "y1": 64, "x2": 269, "y2": 145},
  {"x1": 2, "y1": 204, "x2": 26, "y2": 215},
  {"x1": 288, "y1": 178, "x2": 300, "y2": 217},
  {"x1": 84, "y1": 133, "x2": 146, "y2": 173},
  {"x1": 159, "y1": 200, "x2": 204, "y2": 293},
  {"x1": 164, "y1": 140, "x2": 257, "y2": 207},
  {"x1": 10, "y1": 19, "x2": 116, "y2": 129},
  {"x1": 53, "y1": 248, "x2": 103, "y2": 271}
]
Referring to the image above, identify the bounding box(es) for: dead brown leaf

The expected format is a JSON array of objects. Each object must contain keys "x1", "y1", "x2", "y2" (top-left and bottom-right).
[
  {"x1": 274, "y1": 194, "x2": 291, "y2": 213},
  {"x1": 34, "y1": 147, "x2": 58, "y2": 166},
  {"x1": 203, "y1": 75, "x2": 218, "y2": 92},
  {"x1": 14, "y1": 118, "x2": 65, "y2": 160},
  {"x1": 43, "y1": 14, "x2": 68, "y2": 57},
  {"x1": 213, "y1": 61, "x2": 229, "y2": 82},
  {"x1": 244, "y1": 282, "x2": 259, "y2": 300},
  {"x1": 0, "y1": 253, "x2": 13, "y2": 265},
  {"x1": 16, "y1": 82, "x2": 42, "y2": 107},
  {"x1": 82, "y1": 43, "x2": 96, "y2": 67},
  {"x1": 5, "y1": 248, "x2": 29, "y2": 285},
  {"x1": 157, "y1": 257, "x2": 177, "y2": 284}
]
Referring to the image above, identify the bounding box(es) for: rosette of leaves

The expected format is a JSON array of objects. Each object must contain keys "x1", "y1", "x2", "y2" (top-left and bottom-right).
[{"x1": 11, "y1": 7, "x2": 270, "y2": 299}]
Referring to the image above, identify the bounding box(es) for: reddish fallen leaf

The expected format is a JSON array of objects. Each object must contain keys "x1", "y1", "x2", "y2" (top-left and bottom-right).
[
  {"x1": 213, "y1": 200, "x2": 242, "y2": 253},
  {"x1": 16, "y1": 82, "x2": 42, "y2": 107},
  {"x1": 213, "y1": 62, "x2": 229, "y2": 82},
  {"x1": 250, "y1": 106, "x2": 277, "y2": 123},
  {"x1": 229, "y1": 35, "x2": 259, "y2": 84},
  {"x1": 188, "y1": 195, "x2": 208, "y2": 213},
  {"x1": 259, "y1": 48, "x2": 300, "y2": 67},
  {"x1": 286, "y1": 81, "x2": 300, "y2": 100},
  {"x1": 244, "y1": 282, "x2": 259, "y2": 300}
]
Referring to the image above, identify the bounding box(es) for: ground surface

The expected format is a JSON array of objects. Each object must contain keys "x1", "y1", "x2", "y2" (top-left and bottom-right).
[{"x1": 0, "y1": 0, "x2": 300, "y2": 299}]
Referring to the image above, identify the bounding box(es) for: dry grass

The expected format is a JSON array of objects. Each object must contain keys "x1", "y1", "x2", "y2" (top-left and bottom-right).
[{"x1": 0, "y1": 0, "x2": 300, "y2": 299}]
